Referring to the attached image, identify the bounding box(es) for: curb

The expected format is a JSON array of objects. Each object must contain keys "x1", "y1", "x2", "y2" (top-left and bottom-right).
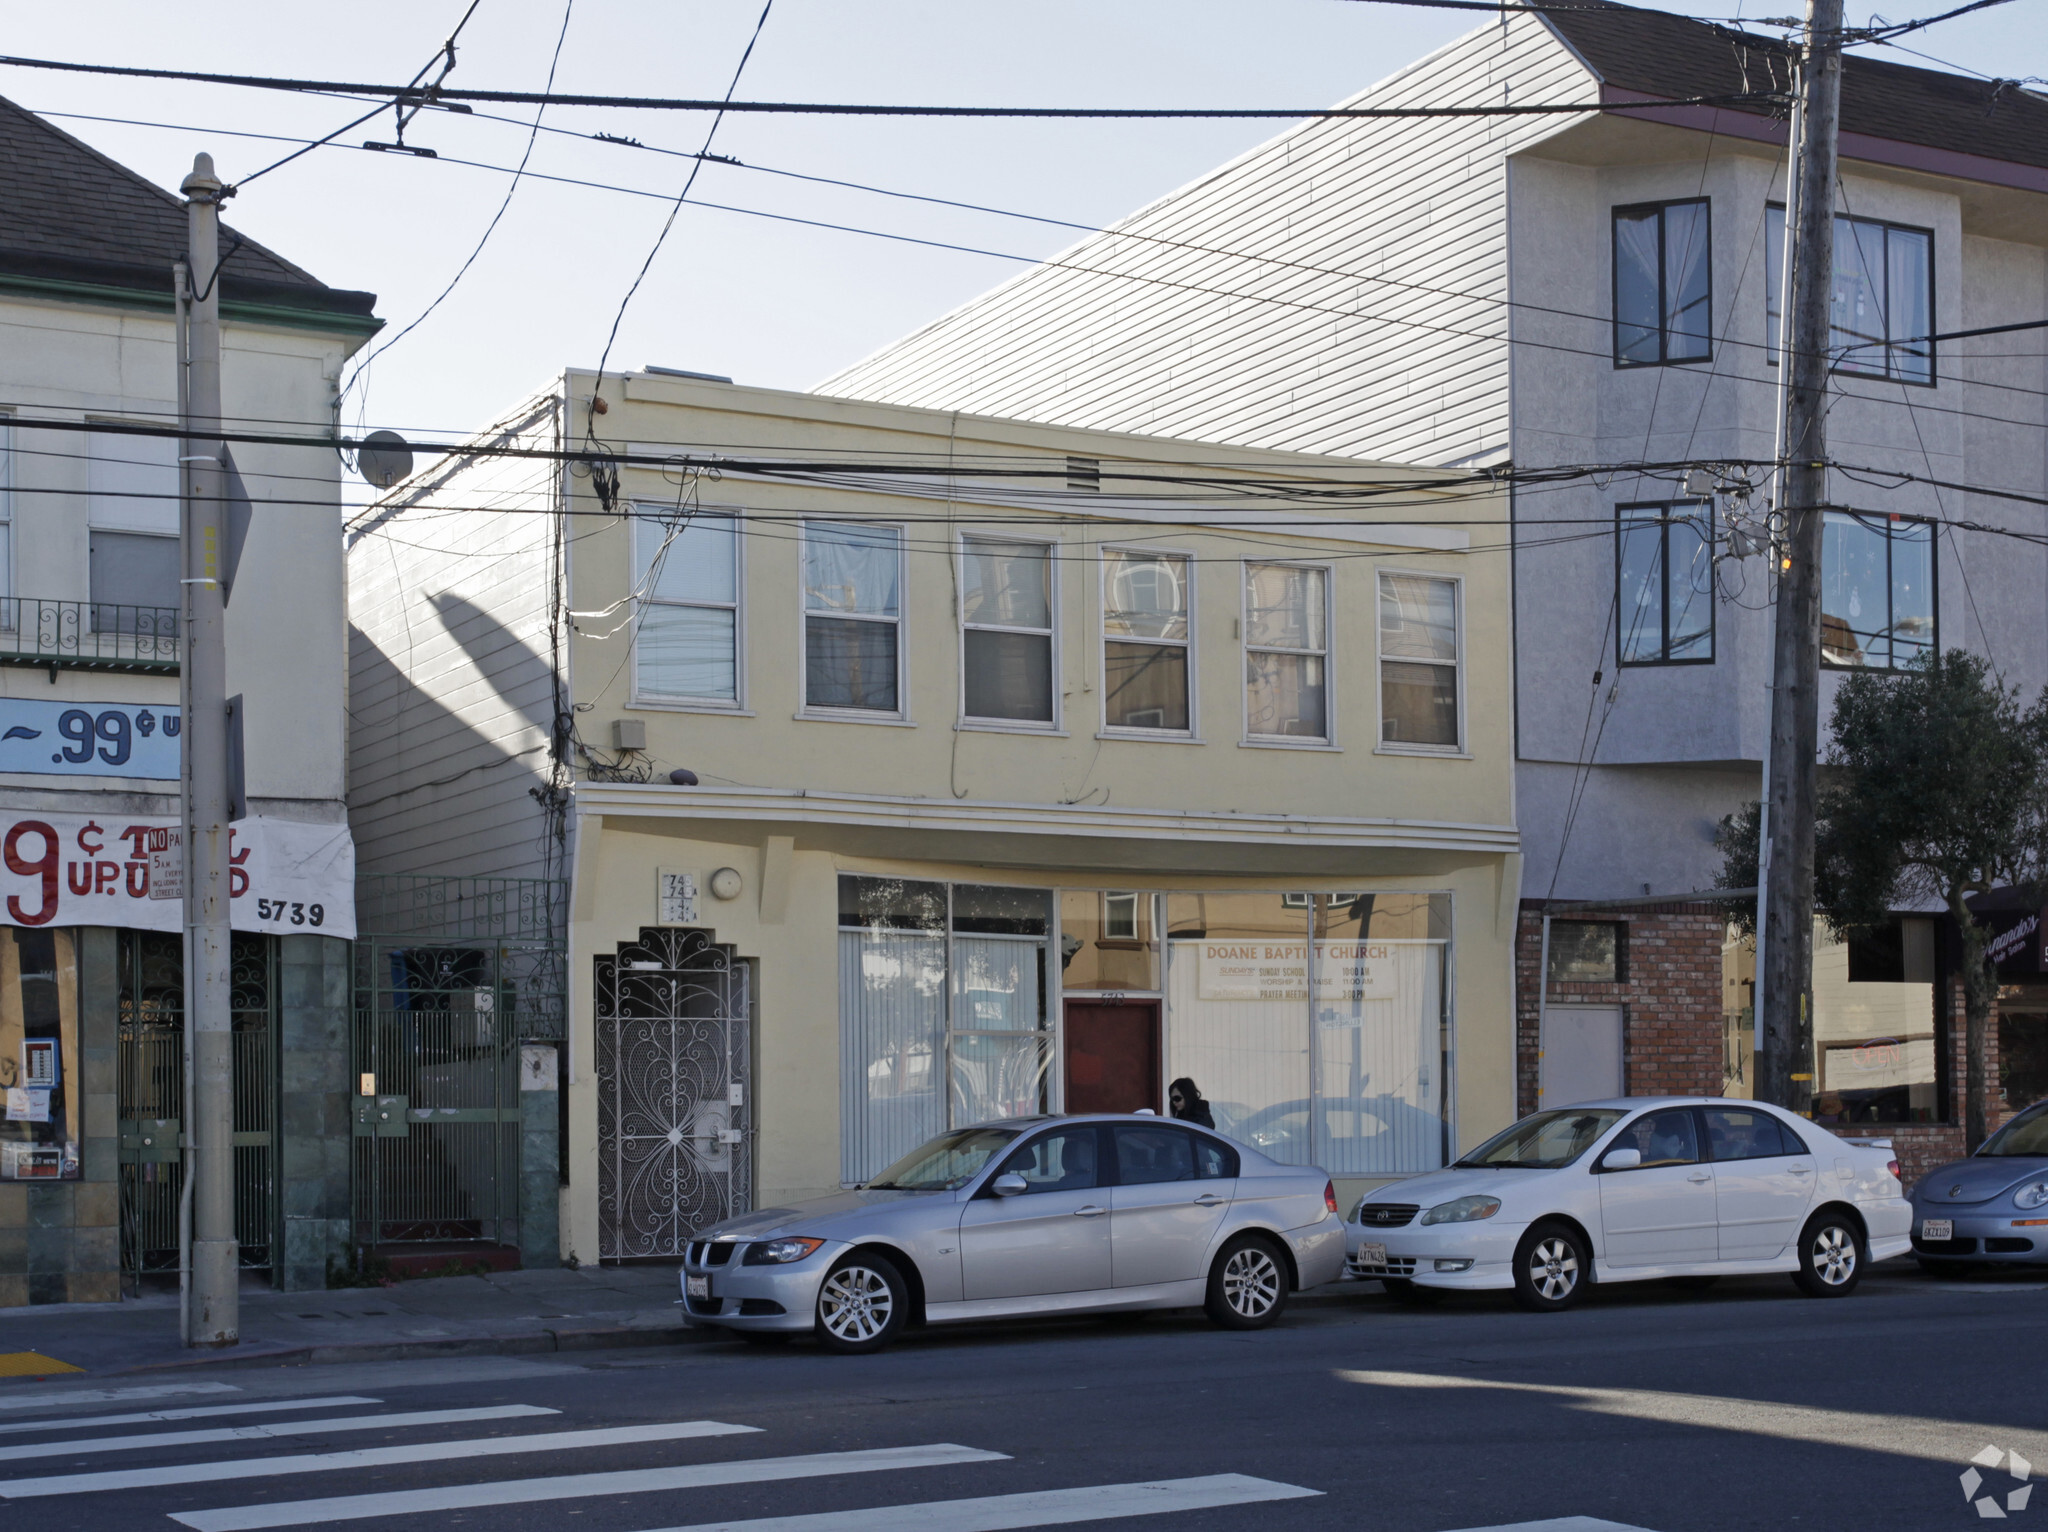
[{"x1": 111, "y1": 1323, "x2": 714, "y2": 1374}]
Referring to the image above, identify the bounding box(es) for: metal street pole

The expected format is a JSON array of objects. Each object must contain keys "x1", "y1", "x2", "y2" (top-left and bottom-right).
[
  {"x1": 1757, "y1": 0, "x2": 1843, "y2": 1113},
  {"x1": 182, "y1": 153, "x2": 238, "y2": 1347}
]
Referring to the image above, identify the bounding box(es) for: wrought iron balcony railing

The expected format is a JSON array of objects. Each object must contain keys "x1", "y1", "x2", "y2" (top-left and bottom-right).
[{"x1": 0, "y1": 599, "x2": 180, "y2": 673}]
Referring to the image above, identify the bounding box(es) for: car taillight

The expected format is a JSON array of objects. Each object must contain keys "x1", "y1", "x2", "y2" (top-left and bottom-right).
[
  {"x1": 1887, "y1": 1160, "x2": 1901, "y2": 1182},
  {"x1": 1324, "y1": 1180, "x2": 1338, "y2": 1215}
]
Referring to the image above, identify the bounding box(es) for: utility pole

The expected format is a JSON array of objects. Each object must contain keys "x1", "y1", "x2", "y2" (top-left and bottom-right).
[
  {"x1": 182, "y1": 153, "x2": 238, "y2": 1347},
  {"x1": 1757, "y1": 0, "x2": 1843, "y2": 1113}
]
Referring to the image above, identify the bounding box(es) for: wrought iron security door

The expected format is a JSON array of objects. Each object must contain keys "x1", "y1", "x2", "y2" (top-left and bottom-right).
[
  {"x1": 117, "y1": 931, "x2": 278, "y2": 1281},
  {"x1": 596, "y1": 927, "x2": 753, "y2": 1260}
]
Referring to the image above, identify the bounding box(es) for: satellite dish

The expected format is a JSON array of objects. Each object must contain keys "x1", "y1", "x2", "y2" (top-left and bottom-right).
[{"x1": 358, "y1": 430, "x2": 414, "y2": 490}]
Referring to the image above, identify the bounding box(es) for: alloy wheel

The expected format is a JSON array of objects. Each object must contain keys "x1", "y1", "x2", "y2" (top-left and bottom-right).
[
  {"x1": 1527, "y1": 1236, "x2": 1579, "y2": 1301},
  {"x1": 818, "y1": 1264, "x2": 895, "y2": 1343},
  {"x1": 1811, "y1": 1225, "x2": 1858, "y2": 1287},
  {"x1": 1222, "y1": 1245, "x2": 1282, "y2": 1318}
]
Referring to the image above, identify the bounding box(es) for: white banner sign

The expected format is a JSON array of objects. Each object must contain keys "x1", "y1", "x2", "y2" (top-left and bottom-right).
[
  {"x1": 1196, "y1": 940, "x2": 1404, "y2": 1002},
  {"x1": 0, "y1": 813, "x2": 355, "y2": 938}
]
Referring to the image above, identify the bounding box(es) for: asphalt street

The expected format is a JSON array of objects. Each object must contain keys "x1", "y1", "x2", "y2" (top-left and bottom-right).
[{"x1": 5, "y1": 1265, "x2": 2043, "y2": 1532}]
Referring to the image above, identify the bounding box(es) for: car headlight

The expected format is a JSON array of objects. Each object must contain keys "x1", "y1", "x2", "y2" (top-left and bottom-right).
[
  {"x1": 743, "y1": 1237, "x2": 825, "y2": 1265},
  {"x1": 2015, "y1": 1181, "x2": 2048, "y2": 1211},
  {"x1": 1420, "y1": 1195, "x2": 1502, "y2": 1226}
]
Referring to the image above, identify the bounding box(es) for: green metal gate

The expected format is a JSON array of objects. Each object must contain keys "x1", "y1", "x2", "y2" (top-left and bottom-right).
[
  {"x1": 352, "y1": 877, "x2": 564, "y2": 1253},
  {"x1": 117, "y1": 931, "x2": 279, "y2": 1281}
]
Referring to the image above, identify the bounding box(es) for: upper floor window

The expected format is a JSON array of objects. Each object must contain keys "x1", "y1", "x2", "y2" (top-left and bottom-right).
[
  {"x1": 1378, "y1": 572, "x2": 1461, "y2": 751},
  {"x1": 1616, "y1": 501, "x2": 1714, "y2": 666},
  {"x1": 633, "y1": 508, "x2": 740, "y2": 706},
  {"x1": 804, "y1": 521, "x2": 904, "y2": 714},
  {"x1": 1767, "y1": 206, "x2": 1934, "y2": 385},
  {"x1": 1613, "y1": 199, "x2": 1711, "y2": 367},
  {"x1": 1243, "y1": 562, "x2": 1328, "y2": 742},
  {"x1": 87, "y1": 429, "x2": 180, "y2": 632},
  {"x1": 1821, "y1": 512, "x2": 1934, "y2": 670},
  {"x1": 1102, "y1": 549, "x2": 1190, "y2": 733},
  {"x1": 960, "y1": 535, "x2": 1054, "y2": 726}
]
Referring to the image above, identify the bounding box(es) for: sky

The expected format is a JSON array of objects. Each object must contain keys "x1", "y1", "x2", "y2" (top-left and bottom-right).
[{"x1": 3, "y1": 0, "x2": 2039, "y2": 461}]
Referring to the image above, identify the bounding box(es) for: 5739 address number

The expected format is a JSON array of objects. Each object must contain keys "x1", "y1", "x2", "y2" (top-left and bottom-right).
[{"x1": 254, "y1": 899, "x2": 325, "y2": 927}]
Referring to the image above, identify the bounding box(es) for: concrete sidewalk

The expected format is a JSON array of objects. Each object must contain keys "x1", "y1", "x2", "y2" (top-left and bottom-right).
[{"x1": 0, "y1": 1265, "x2": 702, "y2": 1377}]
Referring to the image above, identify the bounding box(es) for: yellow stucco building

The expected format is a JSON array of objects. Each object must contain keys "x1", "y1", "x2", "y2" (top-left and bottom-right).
[{"x1": 348, "y1": 371, "x2": 1520, "y2": 1263}]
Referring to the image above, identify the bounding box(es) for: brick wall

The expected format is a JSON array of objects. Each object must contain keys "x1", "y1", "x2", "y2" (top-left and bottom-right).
[{"x1": 1515, "y1": 904, "x2": 1727, "y2": 1115}]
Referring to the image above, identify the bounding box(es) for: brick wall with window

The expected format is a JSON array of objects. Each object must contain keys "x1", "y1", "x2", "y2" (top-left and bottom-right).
[{"x1": 1514, "y1": 903, "x2": 1725, "y2": 1115}]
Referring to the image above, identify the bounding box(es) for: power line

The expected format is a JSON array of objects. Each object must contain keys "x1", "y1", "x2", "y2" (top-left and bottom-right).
[{"x1": 0, "y1": 53, "x2": 1784, "y2": 119}]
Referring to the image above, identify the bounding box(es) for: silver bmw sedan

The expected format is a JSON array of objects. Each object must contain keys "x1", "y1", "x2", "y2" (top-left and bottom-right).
[{"x1": 678, "y1": 1113, "x2": 1346, "y2": 1352}]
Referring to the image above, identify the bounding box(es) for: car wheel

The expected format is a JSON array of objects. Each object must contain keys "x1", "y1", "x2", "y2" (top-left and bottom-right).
[
  {"x1": 1661, "y1": 1275, "x2": 1720, "y2": 1292},
  {"x1": 1205, "y1": 1235, "x2": 1289, "y2": 1330},
  {"x1": 1792, "y1": 1212, "x2": 1863, "y2": 1298},
  {"x1": 1513, "y1": 1222, "x2": 1590, "y2": 1313},
  {"x1": 814, "y1": 1254, "x2": 909, "y2": 1353},
  {"x1": 1381, "y1": 1277, "x2": 1442, "y2": 1306}
]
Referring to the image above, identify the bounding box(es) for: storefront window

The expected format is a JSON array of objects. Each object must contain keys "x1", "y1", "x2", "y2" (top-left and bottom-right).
[
  {"x1": 1813, "y1": 917, "x2": 1939, "y2": 1125},
  {"x1": 1722, "y1": 925, "x2": 1755, "y2": 1099},
  {"x1": 1162, "y1": 891, "x2": 1449, "y2": 1176},
  {"x1": 1058, "y1": 889, "x2": 1158, "y2": 993},
  {"x1": 0, "y1": 928, "x2": 81, "y2": 1179},
  {"x1": 839, "y1": 878, "x2": 1051, "y2": 1184}
]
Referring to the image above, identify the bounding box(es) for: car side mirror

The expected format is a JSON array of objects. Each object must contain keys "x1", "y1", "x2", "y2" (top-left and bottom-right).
[
  {"x1": 1601, "y1": 1147, "x2": 1642, "y2": 1172},
  {"x1": 990, "y1": 1172, "x2": 1028, "y2": 1198}
]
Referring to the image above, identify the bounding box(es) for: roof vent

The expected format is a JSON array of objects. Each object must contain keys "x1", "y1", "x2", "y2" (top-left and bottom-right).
[{"x1": 1066, "y1": 455, "x2": 1101, "y2": 492}]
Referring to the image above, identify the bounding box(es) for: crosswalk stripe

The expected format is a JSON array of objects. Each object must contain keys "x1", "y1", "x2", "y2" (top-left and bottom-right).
[
  {"x1": 0, "y1": 1419, "x2": 758, "y2": 1499},
  {"x1": 171, "y1": 1443, "x2": 1013, "y2": 1531},
  {"x1": 631, "y1": 1473, "x2": 1324, "y2": 1531},
  {"x1": 0, "y1": 1404, "x2": 557, "y2": 1462},
  {"x1": 0, "y1": 1397, "x2": 382, "y2": 1438},
  {"x1": 0, "y1": 1383, "x2": 239, "y2": 1413}
]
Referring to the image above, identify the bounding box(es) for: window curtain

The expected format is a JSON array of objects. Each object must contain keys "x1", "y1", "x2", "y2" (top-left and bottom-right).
[
  {"x1": 1661, "y1": 202, "x2": 1711, "y2": 359},
  {"x1": 839, "y1": 930, "x2": 945, "y2": 1183},
  {"x1": 1613, "y1": 211, "x2": 1663, "y2": 363}
]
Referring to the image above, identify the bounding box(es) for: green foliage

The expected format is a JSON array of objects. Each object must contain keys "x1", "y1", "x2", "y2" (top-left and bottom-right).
[
  {"x1": 1822, "y1": 649, "x2": 2048, "y2": 929},
  {"x1": 1714, "y1": 801, "x2": 1763, "y2": 934}
]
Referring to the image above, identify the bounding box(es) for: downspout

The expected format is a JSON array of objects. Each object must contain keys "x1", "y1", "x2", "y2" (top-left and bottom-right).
[{"x1": 1536, "y1": 909, "x2": 1552, "y2": 1108}]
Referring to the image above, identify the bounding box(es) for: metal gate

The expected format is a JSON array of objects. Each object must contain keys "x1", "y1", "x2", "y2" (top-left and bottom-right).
[
  {"x1": 351, "y1": 877, "x2": 565, "y2": 1254},
  {"x1": 596, "y1": 927, "x2": 753, "y2": 1260},
  {"x1": 117, "y1": 931, "x2": 279, "y2": 1280},
  {"x1": 352, "y1": 946, "x2": 520, "y2": 1246}
]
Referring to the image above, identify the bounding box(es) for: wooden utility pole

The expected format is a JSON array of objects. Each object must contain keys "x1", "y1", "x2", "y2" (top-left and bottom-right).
[{"x1": 1757, "y1": 0, "x2": 1844, "y2": 1112}]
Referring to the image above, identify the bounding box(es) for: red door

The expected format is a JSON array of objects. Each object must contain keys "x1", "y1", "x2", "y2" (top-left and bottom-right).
[{"x1": 1064, "y1": 1000, "x2": 1161, "y2": 1114}]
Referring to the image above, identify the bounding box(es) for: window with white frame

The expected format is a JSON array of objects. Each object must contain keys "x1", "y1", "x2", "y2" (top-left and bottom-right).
[
  {"x1": 960, "y1": 534, "x2": 1053, "y2": 724},
  {"x1": 804, "y1": 521, "x2": 904, "y2": 714},
  {"x1": 87, "y1": 428, "x2": 181, "y2": 632},
  {"x1": 1767, "y1": 205, "x2": 1934, "y2": 384},
  {"x1": 1102, "y1": 891, "x2": 1140, "y2": 941},
  {"x1": 1244, "y1": 562, "x2": 1328, "y2": 740},
  {"x1": 1378, "y1": 572, "x2": 1460, "y2": 750},
  {"x1": 633, "y1": 508, "x2": 740, "y2": 704},
  {"x1": 1102, "y1": 549, "x2": 1190, "y2": 732}
]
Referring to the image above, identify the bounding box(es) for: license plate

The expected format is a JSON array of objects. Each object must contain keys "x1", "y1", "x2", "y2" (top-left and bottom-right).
[
  {"x1": 686, "y1": 1274, "x2": 709, "y2": 1299},
  {"x1": 1358, "y1": 1241, "x2": 1388, "y2": 1267},
  {"x1": 1921, "y1": 1219, "x2": 1953, "y2": 1242}
]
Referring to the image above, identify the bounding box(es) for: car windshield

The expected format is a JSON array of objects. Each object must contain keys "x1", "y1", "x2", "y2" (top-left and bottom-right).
[
  {"x1": 863, "y1": 1128, "x2": 1020, "y2": 1190},
  {"x1": 1456, "y1": 1109, "x2": 1628, "y2": 1169},
  {"x1": 1978, "y1": 1102, "x2": 2048, "y2": 1157}
]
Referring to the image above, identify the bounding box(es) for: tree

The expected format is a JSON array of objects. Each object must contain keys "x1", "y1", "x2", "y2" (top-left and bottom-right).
[{"x1": 1719, "y1": 650, "x2": 2048, "y2": 1147}]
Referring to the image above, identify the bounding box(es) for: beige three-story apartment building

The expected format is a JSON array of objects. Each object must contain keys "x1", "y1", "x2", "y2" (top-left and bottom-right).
[{"x1": 347, "y1": 372, "x2": 1518, "y2": 1262}]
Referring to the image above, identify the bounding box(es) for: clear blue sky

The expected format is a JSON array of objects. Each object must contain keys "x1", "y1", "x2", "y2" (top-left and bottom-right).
[{"x1": 4, "y1": 0, "x2": 2037, "y2": 451}]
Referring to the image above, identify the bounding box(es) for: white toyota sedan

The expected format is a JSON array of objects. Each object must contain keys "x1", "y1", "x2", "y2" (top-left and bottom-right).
[{"x1": 1345, "y1": 1097, "x2": 1911, "y2": 1310}]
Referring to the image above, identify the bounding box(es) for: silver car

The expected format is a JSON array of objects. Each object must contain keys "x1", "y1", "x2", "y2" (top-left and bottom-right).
[
  {"x1": 678, "y1": 1113, "x2": 1346, "y2": 1352},
  {"x1": 1909, "y1": 1098, "x2": 2048, "y2": 1272}
]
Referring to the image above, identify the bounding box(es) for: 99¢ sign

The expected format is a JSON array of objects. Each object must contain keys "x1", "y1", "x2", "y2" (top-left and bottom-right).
[{"x1": 0, "y1": 813, "x2": 356, "y2": 939}]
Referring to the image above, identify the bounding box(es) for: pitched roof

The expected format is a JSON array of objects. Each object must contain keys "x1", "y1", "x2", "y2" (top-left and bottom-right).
[
  {"x1": 0, "y1": 95, "x2": 377, "y2": 328},
  {"x1": 1544, "y1": 2, "x2": 2048, "y2": 174}
]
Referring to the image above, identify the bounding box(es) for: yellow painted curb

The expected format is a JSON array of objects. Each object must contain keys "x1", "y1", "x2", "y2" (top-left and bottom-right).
[{"x1": 0, "y1": 1352, "x2": 83, "y2": 1376}]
